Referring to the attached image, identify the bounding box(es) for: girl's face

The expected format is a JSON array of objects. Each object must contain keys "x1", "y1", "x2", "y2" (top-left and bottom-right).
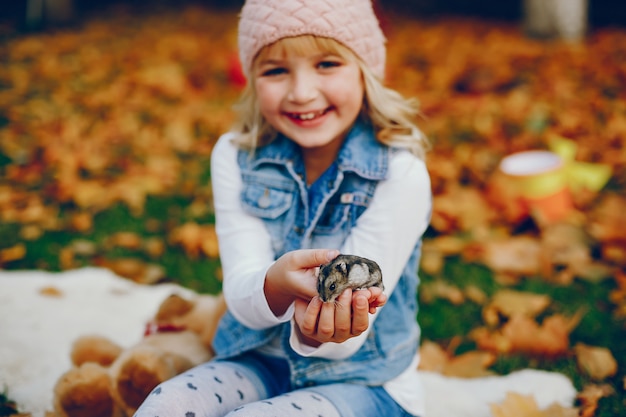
[{"x1": 253, "y1": 42, "x2": 364, "y2": 157}]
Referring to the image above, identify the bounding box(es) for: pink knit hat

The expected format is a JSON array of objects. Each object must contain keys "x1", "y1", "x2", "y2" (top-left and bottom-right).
[{"x1": 238, "y1": 0, "x2": 386, "y2": 79}]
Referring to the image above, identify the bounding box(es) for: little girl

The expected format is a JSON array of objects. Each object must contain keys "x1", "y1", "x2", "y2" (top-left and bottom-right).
[{"x1": 134, "y1": 0, "x2": 431, "y2": 416}]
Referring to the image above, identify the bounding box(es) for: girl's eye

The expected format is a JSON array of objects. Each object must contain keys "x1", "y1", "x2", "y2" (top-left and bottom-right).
[
  {"x1": 318, "y1": 60, "x2": 341, "y2": 70},
  {"x1": 260, "y1": 67, "x2": 287, "y2": 77}
]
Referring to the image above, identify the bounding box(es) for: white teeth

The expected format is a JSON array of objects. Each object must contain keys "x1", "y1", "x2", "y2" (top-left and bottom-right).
[{"x1": 290, "y1": 110, "x2": 323, "y2": 120}]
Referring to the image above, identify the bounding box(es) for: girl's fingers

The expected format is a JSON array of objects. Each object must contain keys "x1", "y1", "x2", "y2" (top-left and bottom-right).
[
  {"x1": 288, "y1": 249, "x2": 339, "y2": 270},
  {"x1": 317, "y1": 295, "x2": 339, "y2": 340},
  {"x1": 332, "y1": 289, "x2": 352, "y2": 341},
  {"x1": 353, "y1": 288, "x2": 387, "y2": 314},
  {"x1": 295, "y1": 287, "x2": 375, "y2": 345},
  {"x1": 295, "y1": 297, "x2": 321, "y2": 337},
  {"x1": 351, "y1": 292, "x2": 370, "y2": 335}
]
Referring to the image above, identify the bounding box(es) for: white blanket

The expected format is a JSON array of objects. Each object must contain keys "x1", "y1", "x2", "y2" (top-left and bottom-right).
[{"x1": 0, "y1": 267, "x2": 576, "y2": 417}]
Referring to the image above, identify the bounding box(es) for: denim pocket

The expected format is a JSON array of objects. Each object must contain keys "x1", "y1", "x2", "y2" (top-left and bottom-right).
[{"x1": 240, "y1": 173, "x2": 295, "y2": 219}]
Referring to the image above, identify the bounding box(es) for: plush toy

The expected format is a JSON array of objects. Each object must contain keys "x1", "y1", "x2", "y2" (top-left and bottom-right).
[{"x1": 53, "y1": 292, "x2": 226, "y2": 417}]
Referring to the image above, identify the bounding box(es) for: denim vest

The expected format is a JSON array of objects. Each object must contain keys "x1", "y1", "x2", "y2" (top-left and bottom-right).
[{"x1": 213, "y1": 121, "x2": 422, "y2": 388}]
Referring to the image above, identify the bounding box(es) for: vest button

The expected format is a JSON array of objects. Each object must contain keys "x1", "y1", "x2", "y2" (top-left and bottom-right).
[
  {"x1": 293, "y1": 226, "x2": 303, "y2": 235},
  {"x1": 258, "y1": 189, "x2": 271, "y2": 208}
]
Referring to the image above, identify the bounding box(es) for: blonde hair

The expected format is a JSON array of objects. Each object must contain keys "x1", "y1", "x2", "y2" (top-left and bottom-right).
[{"x1": 231, "y1": 35, "x2": 429, "y2": 159}]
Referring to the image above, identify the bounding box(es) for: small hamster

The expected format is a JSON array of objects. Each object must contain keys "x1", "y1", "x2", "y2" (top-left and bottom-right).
[{"x1": 317, "y1": 254, "x2": 384, "y2": 302}]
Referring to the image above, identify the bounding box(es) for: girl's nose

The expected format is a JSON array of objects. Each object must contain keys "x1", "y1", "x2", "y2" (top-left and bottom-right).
[{"x1": 287, "y1": 71, "x2": 317, "y2": 103}]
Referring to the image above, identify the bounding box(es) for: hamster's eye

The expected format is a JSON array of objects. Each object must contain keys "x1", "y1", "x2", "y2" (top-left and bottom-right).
[{"x1": 329, "y1": 283, "x2": 336, "y2": 292}]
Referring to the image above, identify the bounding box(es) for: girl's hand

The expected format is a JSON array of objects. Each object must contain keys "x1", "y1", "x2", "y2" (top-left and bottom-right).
[
  {"x1": 293, "y1": 287, "x2": 387, "y2": 346},
  {"x1": 361, "y1": 286, "x2": 387, "y2": 314},
  {"x1": 264, "y1": 249, "x2": 340, "y2": 316}
]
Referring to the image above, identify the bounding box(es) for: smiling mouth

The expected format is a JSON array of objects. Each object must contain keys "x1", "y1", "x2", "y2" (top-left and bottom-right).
[{"x1": 285, "y1": 108, "x2": 330, "y2": 121}]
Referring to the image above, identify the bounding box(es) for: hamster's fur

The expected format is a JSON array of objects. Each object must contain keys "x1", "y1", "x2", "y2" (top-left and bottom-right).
[{"x1": 317, "y1": 254, "x2": 384, "y2": 302}]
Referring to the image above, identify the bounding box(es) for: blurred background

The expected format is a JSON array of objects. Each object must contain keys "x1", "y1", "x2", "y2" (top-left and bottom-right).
[
  {"x1": 1, "y1": 1, "x2": 625, "y2": 415},
  {"x1": 2, "y1": 0, "x2": 626, "y2": 32}
]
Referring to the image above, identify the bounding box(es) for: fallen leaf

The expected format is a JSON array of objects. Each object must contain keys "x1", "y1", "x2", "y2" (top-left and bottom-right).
[
  {"x1": 19, "y1": 224, "x2": 43, "y2": 241},
  {"x1": 418, "y1": 340, "x2": 496, "y2": 377},
  {"x1": 96, "y1": 258, "x2": 165, "y2": 284},
  {"x1": 588, "y1": 194, "x2": 626, "y2": 246},
  {"x1": 480, "y1": 236, "x2": 542, "y2": 277},
  {"x1": 431, "y1": 186, "x2": 497, "y2": 233},
  {"x1": 610, "y1": 270, "x2": 626, "y2": 318},
  {"x1": 464, "y1": 284, "x2": 488, "y2": 305},
  {"x1": 69, "y1": 211, "x2": 93, "y2": 232},
  {"x1": 169, "y1": 222, "x2": 220, "y2": 259},
  {"x1": 482, "y1": 289, "x2": 551, "y2": 326},
  {"x1": 420, "y1": 280, "x2": 465, "y2": 305},
  {"x1": 144, "y1": 237, "x2": 166, "y2": 258},
  {"x1": 444, "y1": 350, "x2": 496, "y2": 378},
  {"x1": 0, "y1": 244, "x2": 26, "y2": 264},
  {"x1": 539, "y1": 222, "x2": 609, "y2": 283},
  {"x1": 491, "y1": 392, "x2": 578, "y2": 417},
  {"x1": 472, "y1": 312, "x2": 582, "y2": 356},
  {"x1": 420, "y1": 243, "x2": 445, "y2": 275},
  {"x1": 105, "y1": 232, "x2": 143, "y2": 250},
  {"x1": 418, "y1": 340, "x2": 449, "y2": 373},
  {"x1": 39, "y1": 286, "x2": 63, "y2": 297},
  {"x1": 59, "y1": 247, "x2": 76, "y2": 270},
  {"x1": 430, "y1": 235, "x2": 469, "y2": 255},
  {"x1": 574, "y1": 343, "x2": 618, "y2": 381},
  {"x1": 577, "y1": 384, "x2": 615, "y2": 417}
]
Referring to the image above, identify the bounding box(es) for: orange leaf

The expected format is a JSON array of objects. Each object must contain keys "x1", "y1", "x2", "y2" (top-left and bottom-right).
[
  {"x1": 0, "y1": 244, "x2": 26, "y2": 264},
  {"x1": 418, "y1": 340, "x2": 495, "y2": 377},
  {"x1": 431, "y1": 185, "x2": 497, "y2": 233},
  {"x1": 420, "y1": 280, "x2": 465, "y2": 305},
  {"x1": 418, "y1": 340, "x2": 450, "y2": 373},
  {"x1": 483, "y1": 289, "x2": 551, "y2": 326},
  {"x1": 577, "y1": 384, "x2": 615, "y2": 417},
  {"x1": 97, "y1": 258, "x2": 165, "y2": 284},
  {"x1": 444, "y1": 350, "x2": 496, "y2": 378},
  {"x1": 105, "y1": 232, "x2": 143, "y2": 250},
  {"x1": 481, "y1": 236, "x2": 542, "y2": 277},
  {"x1": 502, "y1": 314, "x2": 580, "y2": 357},
  {"x1": 169, "y1": 222, "x2": 220, "y2": 259},
  {"x1": 473, "y1": 313, "x2": 582, "y2": 357},
  {"x1": 491, "y1": 392, "x2": 545, "y2": 417},
  {"x1": 491, "y1": 392, "x2": 578, "y2": 417}
]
